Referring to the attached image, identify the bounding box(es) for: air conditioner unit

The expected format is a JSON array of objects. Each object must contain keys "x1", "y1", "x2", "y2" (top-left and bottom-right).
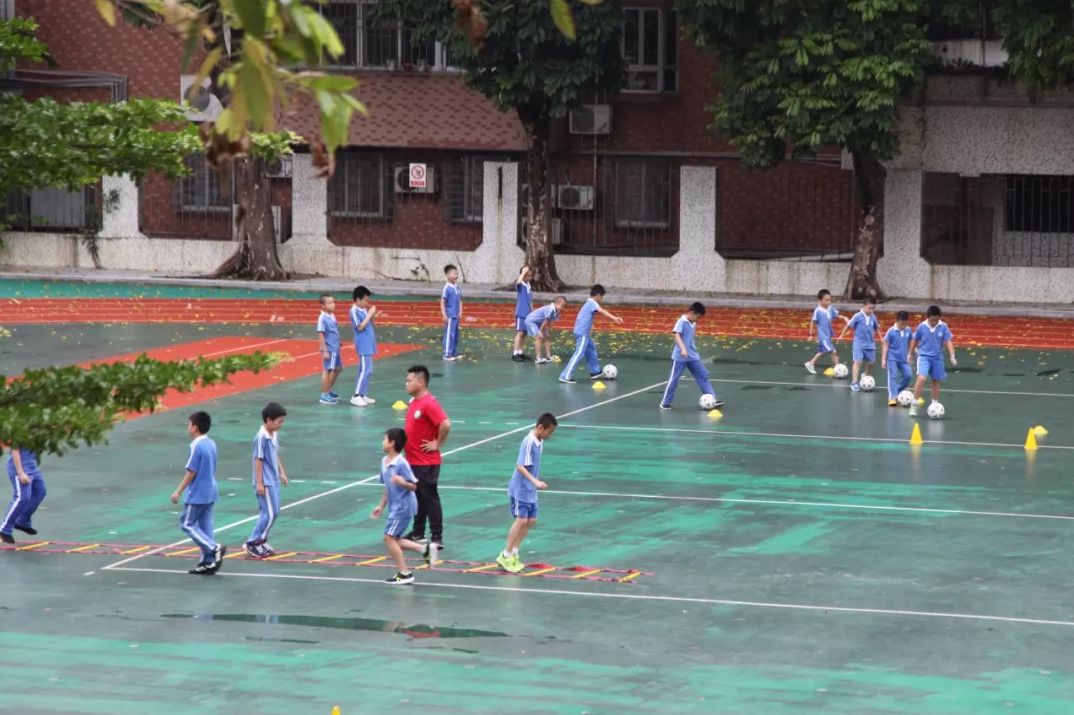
[
  {"x1": 265, "y1": 156, "x2": 293, "y2": 179},
  {"x1": 180, "y1": 75, "x2": 224, "y2": 122},
  {"x1": 554, "y1": 184, "x2": 595, "y2": 210},
  {"x1": 393, "y1": 165, "x2": 437, "y2": 194},
  {"x1": 568, "y1": 104, "x2": 612, "y2": 135},
  {"x1": 520, "y1": 217, "x2": 564, "y2": 246}
]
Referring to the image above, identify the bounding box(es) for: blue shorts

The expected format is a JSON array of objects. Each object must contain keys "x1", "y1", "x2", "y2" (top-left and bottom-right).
[
  {"x1": 322, "y1": 350, "x2": 342, "y2": 371},
  {"x1": 384, "y1": 516, "x2": 410, "y2": 538},
  {"x1": 817, "y1": 338, "x2": 835, "y2": 354},
  {"x1": 853, "y1": 346, "x2": 876, "y2": 363},
  {"x1": 510, "y1": 497, "x2": 538, "y2": 520},
  {"x1": 917, "y1": 354, "x2": 946, "y2": 382},
  {"x1": 524, "y1": 320, "x2": 543, "y2": 338},
  {"x1": 515, "y1": 317, "x2": 527, "y2": 332}
]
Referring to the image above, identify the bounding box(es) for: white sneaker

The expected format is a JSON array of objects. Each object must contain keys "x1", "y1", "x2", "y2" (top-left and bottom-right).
[
  {"x1": 349, "y1": 395, "x2": 368, "y2": 407},
  {"x1": 804, "y1": 362, "x2": 816, "y2": 375},
  {"x1": 425, "y1": 542, "x2": 441, "y2": 566},
  {"x1": 908, "y1": 403, "x2": 918, "y2": 417},
  {"x1": 363, "y1": 396, "x2": 376, "y2": 404}
]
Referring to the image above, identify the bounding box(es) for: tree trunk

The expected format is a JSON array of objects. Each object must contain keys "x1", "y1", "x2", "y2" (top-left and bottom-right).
[
  {"x1": 212, "y1": 157, "x2": 288, "y2": 281},
  {"x1": 845, "y1": 148, "x2": 887, "y2": 300},
  {"x1": 521, "y1": 121, "x2": 563, "y2": 292}
]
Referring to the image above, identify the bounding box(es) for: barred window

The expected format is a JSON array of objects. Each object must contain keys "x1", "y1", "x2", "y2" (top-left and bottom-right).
[
  {"x1": 1005, "y1": 174, "x2": 1074, "y2": 233},
  {"x1": 611, "y1": 158, "x2": 671, "y2": 228},
  {"x1": 179, "y1": 154, "x2": 230, "y2": 212},
  {"x1": 330, "y1": 153, "x2": 388, "y2": 218},
  {"x1": 321, "y1": 1, "x2": 444, "y2": 70},
  {"x1": 622, "y1": 8, "x2": 677, "y2": 92},
  {"x1": 446, "y1": 156, "x2": 488, "y2": 223}
]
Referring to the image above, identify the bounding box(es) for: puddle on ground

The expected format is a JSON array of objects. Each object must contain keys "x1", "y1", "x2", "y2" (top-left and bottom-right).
[{"x1": 163, "y1": 613, "x2": 508, "y2": 639}]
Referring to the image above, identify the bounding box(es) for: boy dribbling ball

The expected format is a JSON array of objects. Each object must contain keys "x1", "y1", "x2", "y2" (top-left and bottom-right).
[
  {"x1": 373, "y1": 427, "x2": 440, "y2": 585},
  {"x1": 496, "y1": 413, "x2": 558, "y2": 574}
]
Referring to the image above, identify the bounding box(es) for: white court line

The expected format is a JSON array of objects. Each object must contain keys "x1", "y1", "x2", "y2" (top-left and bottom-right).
[
  {"x1": 108, "y1": 567, "x2": 1074, "y2": 629},
  {"x1": 100, "y1": 380, "x2": 666, "y2": 571},
  {"x1": 557, "y1": 423, "x2": 1074, "y2": 451},
  {"x1": 716, "y1": 377, "x2": 1074, "y2": 399},
  {"x1": 352, "y1": 483, "x2": 1074, "y2": 522}
]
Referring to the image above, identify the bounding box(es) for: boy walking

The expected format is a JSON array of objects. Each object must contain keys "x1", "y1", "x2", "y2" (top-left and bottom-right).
[
  {"x1": 441, "y1": 264, "x2": 463, "y2": 360},
  {"x1": 496, "y1": 413, "x2": 558, "y2": 574},
  {"x1": 403, "y1": 366, "x2": 452, "y2": 549},
  {"x1": 558, "y1": 284, "x2": 624, "y2": 384},
  {"x1": 170, "y1": 411, "x2": 225, "y2": 575},
  {"x1": 372, "y1": 427, "x2": 441, "y2": 585},
  {"x1": 882, "y1": 311, "x2": 913, "y2": 407},
  {"x1": 245, "y1": 402, "x2": 289, "y2": 558},
  {"x1": 805, "y1": 289, "x2": 849, "y2": 374},
  {"x1": 659, "y1": 302, "x2": 723, "y2": 410},
  {"x1": 908, "y1": 306, "x2": 957, "y2": 417},
  {"x1": 349, "y1": 285, "x2": 380, "y2": 407},
  {"x1": 317, "y1": 294, "x2": 342, "y2": 404},
  {"x1": 525, "y1": 297, "x2": 567, "y2": 366},
  {"x1": 0, "y1": 447, "x2": 46, "y2": 545},
  {"x1": 839, "y1": 298, "x2": 880, "y2": 392},
  {"x1": 511, "y1": 265, "x2": 534, "y2": 362}
]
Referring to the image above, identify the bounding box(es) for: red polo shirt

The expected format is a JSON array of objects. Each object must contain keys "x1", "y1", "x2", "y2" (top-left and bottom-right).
[{"x1": 405, "y1": 392, "x2": 448, "y2": 466}]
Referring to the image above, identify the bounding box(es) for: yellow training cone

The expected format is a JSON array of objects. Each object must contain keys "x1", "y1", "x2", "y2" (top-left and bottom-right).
[
  {"x1": 822, "y1": 367, "x2": 835, "y2": 377},
  {"x1": 909, "y1": 423, "x2": 924, "y2": 446},
  {"x1": 1025, "y1": 428, "x2": 1038, "y2": 451},
  {"x1": 708, "y1": 409, "x2": 723, "y2": 420},
  {"x1": 391, "y1": 400, "x2": 407, "y2": 410},
  {"x1": 331, "y1": 707, "x2": 341, "y2": 715},
  {"x1": 591, "y1": 380, "x2": 606, "y2": 390},
  {"x1": 1033, "y1": 425, "x2": 1049, "y2": 438}
]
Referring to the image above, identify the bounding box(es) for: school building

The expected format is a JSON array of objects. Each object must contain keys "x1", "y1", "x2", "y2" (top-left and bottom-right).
[{"x1": 3, "y1": 0, "x2": 1073, "y2": 304}]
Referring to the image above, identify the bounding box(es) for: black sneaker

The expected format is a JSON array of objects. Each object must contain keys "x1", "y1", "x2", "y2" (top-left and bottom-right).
[
  {"x1": 511, "y1": 354, "x2": 524, "y2": 362},
  {"x1": 558, "y1": 377, "x2": 576, "y2": 384},
  {"x1": 385, "y1": 571, "x2": 415, "y2": 585},
  {"x1": 403, "y1": 531, "x2": 427, "y2": 543},
  {"x1": 209, "y1": 544, "x2": 227, "y2": 571},
  {"x1": 13, "y1": 525, "x2": 37, "y2": 535},
  {"x1": 244, "y1": 541, "x2": 265, "y2": 559},
  {"x1": 659, "y1": 403, "x2": 672, "y2": 410},
  {"x1": 589, "y1": 371, "x2": 603, "y2": 380},
  {"x1": 711, "y1": 399, "x2": 726, "y2": 409},
  {"x1": 189, "y1": 562, "x2": 215, "y2": 575},
  {"x1": 0, "y1": 533, "x2": 14, "y2": 544}
]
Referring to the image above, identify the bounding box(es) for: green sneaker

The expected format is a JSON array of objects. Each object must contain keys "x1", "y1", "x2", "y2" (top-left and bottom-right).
[
  {"x1": 506, "y1": 555, "x2": 525, "y2": 574},
  {"x1": 495, "y1": 553, "x2": 513, "y2": 571}
]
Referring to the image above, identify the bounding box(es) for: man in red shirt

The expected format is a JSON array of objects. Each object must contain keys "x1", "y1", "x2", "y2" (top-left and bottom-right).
[{"x1": 403, "y1": 365, "x2": 452, "y2": 548}]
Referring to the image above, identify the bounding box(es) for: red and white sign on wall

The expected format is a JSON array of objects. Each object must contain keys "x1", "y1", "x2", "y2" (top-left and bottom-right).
[{"x1": 408, "y1": 163, "x2": 427, "y2": 189}]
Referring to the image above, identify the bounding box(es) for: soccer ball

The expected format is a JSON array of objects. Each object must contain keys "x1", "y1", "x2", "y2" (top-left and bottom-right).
[
  {"x1": 833, "y1": 363, "x2": 849, "y2": 379},
  {"x1": 859, "y1": 375, "x2": 876, "y2": 391},
  {"x1": 602, "y1": 364, "x2": 618, "y2": 380},
  {"x1": 927, "y1": 401, "x2": 945, "y2": 419},
  {"x1": 896, "y1": 390, "x2": 915, "y2": 407},
  {"x1": 699, "y1": 393, "x2": 718, "y2": 410}
]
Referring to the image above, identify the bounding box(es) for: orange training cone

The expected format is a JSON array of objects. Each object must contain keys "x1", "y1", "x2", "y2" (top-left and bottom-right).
[
  {"x1": 909, "y1": 423, "x2": 924, "y2": 446},
  {"x1": 1024, "y1": 428, "x2": 1038, "y2": 451}
]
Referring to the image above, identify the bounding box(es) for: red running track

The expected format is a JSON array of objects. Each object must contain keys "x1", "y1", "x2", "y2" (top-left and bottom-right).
[{"x1": 4, "y1": 297, "x2": 1074, "y2": 349}]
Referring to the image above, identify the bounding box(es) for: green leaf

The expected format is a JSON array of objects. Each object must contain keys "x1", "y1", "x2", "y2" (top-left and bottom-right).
[
  {"x1": 550, "y1": 0, "x2": 576, "y2": 41},
  {"x1": 95, "y1": 0, "x2": 116, "y2": 27}
]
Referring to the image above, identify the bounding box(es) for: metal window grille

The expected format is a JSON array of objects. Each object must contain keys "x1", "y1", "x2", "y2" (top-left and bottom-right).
[
  {"x1": 329, "y1": 152, "x2": 391, "y2": 219},
  {"x1": 3, "y1": 185, "x2": 96, "y2": 231},
  {"x1": 1005, "y1": 174, "x2": 1074, "y2": 233},
  {"x1": 610, "y1": 157, "x2": 671, "y2": 228},
  {"x1": 320, "y1": 1, "x2": 443, "y2": 70},
  {"x1": 177, "y1": 154, "x2": 232, "y2": 213},
  {"x1": 444, "y1": 156, "x2": 489, "y2": 223},
  {"x1": 622, "y1": 8, "x2": 677, "y2": 92}
]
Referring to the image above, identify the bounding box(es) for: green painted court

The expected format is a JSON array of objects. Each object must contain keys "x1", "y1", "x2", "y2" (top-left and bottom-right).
[{"x1": 3, "y1": 283, "x2": 1074, "y2": 714}]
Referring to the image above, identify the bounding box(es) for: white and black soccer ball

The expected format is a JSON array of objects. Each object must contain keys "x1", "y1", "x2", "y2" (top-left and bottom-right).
[
  {"x1": 833, "y1": 363, "x2": 849, "y2": 379},
  {"x1": 699, "y1": 393, "x2": 718, "y2": 410},
  {"x1": 897, "y1": 390, "x2": 915, "y2": 407},
  {"x1": 602, "y1": 364, "x2": 618, "y2": 380},
  {"x1": 927, "y1": 401, "x2": 945, "y2": 420},
  {"x1": 859, "y1": 375, "x2": 876, "y2": 391}
]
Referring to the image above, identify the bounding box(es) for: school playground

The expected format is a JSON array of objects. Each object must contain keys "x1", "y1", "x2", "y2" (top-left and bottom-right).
[{"x1": 2, "y1": 278, "x2": 1074, "y2": 715}]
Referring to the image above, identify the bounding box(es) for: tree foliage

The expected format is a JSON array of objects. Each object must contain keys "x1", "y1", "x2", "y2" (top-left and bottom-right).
[{"x1": 0, "y1": 352, "x2": 278, "y2": 457}]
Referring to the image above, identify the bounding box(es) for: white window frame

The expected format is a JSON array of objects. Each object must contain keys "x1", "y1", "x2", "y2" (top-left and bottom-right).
[
  {"x1": 621, "y1": 7, "x2": 677, "y2": 93},
  {"x1": 320, "y1": 0, "x2": 452, "y2": 71},
  {"x1": 612, "y1": 158, "x2": 672, "y2": 229},
  {"x1": 330, "y1": 152, "x2": 388, "y2": 219}
]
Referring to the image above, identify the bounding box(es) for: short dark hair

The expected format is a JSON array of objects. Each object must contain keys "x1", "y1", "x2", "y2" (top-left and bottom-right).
[
  {"x1": 536, "y1": 412, "x2": 558, "y2": 429},
  {"x1": 590, "y1": 284, "x2": 606, "y2": 297},
  {"x1": 926, "y1": 305, "x2": 942, "y2": 318},
  {"x1": 896, "y1": 310, "x2": 910, "y2": 321},
  {"x1": 385, "y1": 427, "x2": 407, "y2": 452},
  {"x1": 817, "y1": 289, "x2": 831, "y2": 300},
  {"x1": 319, "y1": 293, "x2": 333, "y2": 306},
  {"x1": 688, "y1": 302, "x2": 706, "y2": 315},
  {"x1": 262, "y1": 402, "x2": 287, "y2": 422},
  {"x1": 864, "y1": 298, "x2": 877, "y2": 307},
  {"x1": 407, "y1": 365, "x2": 430, "y2": 385},
  {"x1": 352, "y1": 285, "x2": 371, "y2": 301},
  {"x1": 444, "y1": 264, "x2": 457, "y2": 274},
  {"x1": 188, "y1": 411, "x2": 211, "y2": 434}
]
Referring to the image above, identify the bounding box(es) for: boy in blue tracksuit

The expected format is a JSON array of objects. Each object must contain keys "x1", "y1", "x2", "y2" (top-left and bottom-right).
[
  {"x1": 558, "y1": 284, "x2": 624, "y2": 384},
  {"x1": 349, "y1": 285, "x2": 380, "y2": 407},
  {"x1": 839, "y1": 298, "x2": 881, "y2": 392},
  {"x1": 170, "y1": 411, "x2": 225, "y2": 574},
  {"x1": 0, "y1": 447, "x2": 46, "y2": 544},
  {"x1": 441, "y1": 264, "x2": 462, "y2": 360},
  {"x1": 317, "y1": 294, "x2": 342, "y2": 404},
  {"x1": 511, "y1": 265, "x2": 533, "y2": 362},
  {"x1": 881, "y1": 311, "x2": 913, "y2": 407},
  {"x1": 659, "y1": 302, "x2": 723, "y2": 410},
  {"x1": 245, "y1": 402, "x2": 289, "y2": 558},
  {"x1": 908, "y1": 306, "x2": 957, "y2": 418}
]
